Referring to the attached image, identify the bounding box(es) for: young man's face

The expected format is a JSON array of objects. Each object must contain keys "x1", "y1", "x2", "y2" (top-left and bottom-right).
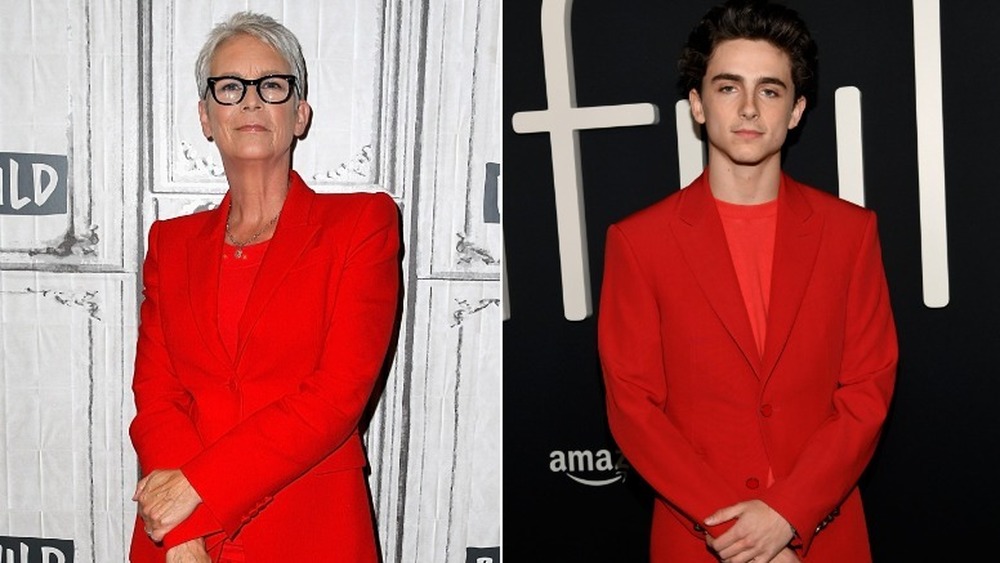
[{"x1": 688, "y1": 38, "x2": 806, "y2": 170}]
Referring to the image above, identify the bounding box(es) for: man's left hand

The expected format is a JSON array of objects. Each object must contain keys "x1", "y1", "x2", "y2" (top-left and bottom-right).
[{"x1": 704, "y1": 499, "x2": 794, "y2": 563}]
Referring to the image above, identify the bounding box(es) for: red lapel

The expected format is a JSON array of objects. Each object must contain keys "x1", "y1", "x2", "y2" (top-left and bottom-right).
[
  {"x1": 186, "y1": 192, "x2": 233, "y2": 372},
  {"x1": 671, "y1": 172, "x2": 762, "y2": 376},
  {"x1": 669, "y1": 172, "x2": 824, "y2": 381},
  {"x1": 760, "y1": 175, "x2": 823, "y2": 383},
  {"x1": 184, "y1": 171, "x2": 321, "y2": 371},
  {"x1": 233, "y1": 171, "x2": 320, "y2": 368}
]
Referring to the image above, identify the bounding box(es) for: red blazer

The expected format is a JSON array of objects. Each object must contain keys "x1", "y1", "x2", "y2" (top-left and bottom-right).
[
  {"x1": 598, "y1": 172, "x2": 897, "y2": 562},
  {"x1": 129, "y1": 171, "x2": 400, "y2": 562}
]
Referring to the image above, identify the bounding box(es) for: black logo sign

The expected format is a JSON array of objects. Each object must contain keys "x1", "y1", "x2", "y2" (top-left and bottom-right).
[
  {"x1": 466, "y1": 546, "x2": 500, "y2": 563},
  {"x1": 0, "y1": 152, "x2": 69, "y2": 215},
  {"x1": 0, "y1": 536, "x2": 74, "y2": 563}
]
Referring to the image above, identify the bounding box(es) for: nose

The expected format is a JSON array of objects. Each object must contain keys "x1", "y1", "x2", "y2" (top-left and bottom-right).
[
  {"x1": 241, "y1": 85, "x2": 264, "y2": 110},
  {"x1": 740, "y1": 92, "x2": 759, "y2": 120}
]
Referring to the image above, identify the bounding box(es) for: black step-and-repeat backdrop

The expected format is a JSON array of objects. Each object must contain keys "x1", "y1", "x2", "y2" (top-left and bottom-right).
[{"x1": 504, "y1": 1, "x2": 1000, "y2": 560}]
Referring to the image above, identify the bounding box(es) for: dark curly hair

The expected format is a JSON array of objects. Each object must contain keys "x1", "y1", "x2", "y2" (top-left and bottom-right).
[{"x1": 678, "y1": 0, "x2": 817, "y2": 103}]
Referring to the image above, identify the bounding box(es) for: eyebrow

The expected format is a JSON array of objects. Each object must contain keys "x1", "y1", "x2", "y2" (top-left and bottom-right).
[
  {"x1": 213, "y1": 70, "x2": 288, "y2": 78},
  {"x1": 710, "y1": 73, "x2": 789, "y2": 89}
]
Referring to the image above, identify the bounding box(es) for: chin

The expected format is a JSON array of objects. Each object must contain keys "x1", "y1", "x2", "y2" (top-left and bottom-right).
[
  {"x1": 728, "y1": 154, "x2": 769, "y2": 167},
  {"x1": 229, "y1": 148, "x2": 280, "y2": 161}
]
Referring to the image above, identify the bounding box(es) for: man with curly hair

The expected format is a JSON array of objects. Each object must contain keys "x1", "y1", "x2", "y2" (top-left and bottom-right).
[{"x1": 599, "y1": 2, "x2": 897, "y2": 561}]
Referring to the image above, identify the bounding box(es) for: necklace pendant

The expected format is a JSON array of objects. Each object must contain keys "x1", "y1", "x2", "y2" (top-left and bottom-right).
[{"x1": 233, "y1": 247, "x2": 244, "y2": 259}]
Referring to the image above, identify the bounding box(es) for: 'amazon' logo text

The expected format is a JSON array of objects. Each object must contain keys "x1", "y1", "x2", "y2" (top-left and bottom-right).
[{"x1": 549, "y1": 448, "x2": 630, "y2": 486}]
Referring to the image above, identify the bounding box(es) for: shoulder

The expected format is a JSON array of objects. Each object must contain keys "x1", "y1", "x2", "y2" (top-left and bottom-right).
[
  {"x1": 612, "y1": 190, "x2": 683, "y2": 236},
  {"x1": 309, "y1": 190, "x2": 400, "y2": 230},
  {"x1": 149, "y1": 205, "x2": 217, "y2": 240},
  {"x1": 788, "y1": 177, "x2": 876, "y2": 228}
]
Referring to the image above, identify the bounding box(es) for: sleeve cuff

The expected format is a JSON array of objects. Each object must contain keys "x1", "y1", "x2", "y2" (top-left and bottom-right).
[{"x1": 161, "y1": 504, "x2": 224, "y2": 549}]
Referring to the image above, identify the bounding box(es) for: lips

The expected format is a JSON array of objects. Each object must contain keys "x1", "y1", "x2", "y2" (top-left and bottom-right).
[
  {"x1": 733, "y1": 129, "x2": 764, "y2": 139},
  {"x1": 237, "y1": 124, "x2": 268, "y2": 132}
]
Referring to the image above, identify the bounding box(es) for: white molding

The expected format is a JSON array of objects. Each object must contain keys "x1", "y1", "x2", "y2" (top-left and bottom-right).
[
  {"x1": 149, "y1": 1, "x2": 388, "y2": 194},
  {"x1": 0, "y1": 0, "x2": 140, "y2": 272},
  {"x1": 416, "y1": 0, "x2": 502, "y2": 280},
  {"x1": 0, "y1": 271, "x2": 137, "y2": 563},
  {"x1": 398, "y1": 281, "x2": 501, "y2": 560}
]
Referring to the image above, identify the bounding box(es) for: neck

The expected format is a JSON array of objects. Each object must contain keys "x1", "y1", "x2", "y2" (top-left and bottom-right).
[
  {"x1": 706, "y1": 151, "x2": 782, "y2": 204},
  {"x1": 226, "y1": 165, "x2": 291, "y2": 225},
  {"x1": 224, "y1": 166, "x2": 291, "y2": 246}
]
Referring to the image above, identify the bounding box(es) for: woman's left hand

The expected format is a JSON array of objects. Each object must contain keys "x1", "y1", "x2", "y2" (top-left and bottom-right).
[
  {"x1": 133, "y1": 469, "x2": 203, "y2": 542},
  {"x1": 165, "y1": 538, "x2": 211, "y2": 563}
]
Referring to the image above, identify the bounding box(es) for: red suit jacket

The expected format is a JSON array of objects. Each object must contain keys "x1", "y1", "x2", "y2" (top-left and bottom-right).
[
  {"x1": 598, "y1": 172, "x2": 897, "y2": 562},
  {"x1": 129, "y1": 171, "x2": 400, "y2": 561}
]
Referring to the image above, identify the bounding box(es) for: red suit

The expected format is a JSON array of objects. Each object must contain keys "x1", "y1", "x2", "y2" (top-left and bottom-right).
[
  {"x1": 598, "y1": 172, "x2": 897, "y2": 562},
  {"x1": 129, "y1": 172, "x2": 400, "y2": 561}
]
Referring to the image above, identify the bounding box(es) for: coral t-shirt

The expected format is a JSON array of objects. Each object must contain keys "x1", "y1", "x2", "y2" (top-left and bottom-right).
[{"x1": 715, "y1": 198, "x2": 778, "y2": 357}]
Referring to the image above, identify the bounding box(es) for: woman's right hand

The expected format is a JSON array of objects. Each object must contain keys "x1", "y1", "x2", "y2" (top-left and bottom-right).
[
  {"x1": 133, "y1": 468, "x2": 202, "y2": 541},
  {"x1": 165, "y1": 538, "x2": 211, "y2": 563}
]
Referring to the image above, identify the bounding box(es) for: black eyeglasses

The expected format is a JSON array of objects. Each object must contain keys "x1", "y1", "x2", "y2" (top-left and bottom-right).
[{"x1": 204, "y1": 74, "x2": 297, "y2": 105}]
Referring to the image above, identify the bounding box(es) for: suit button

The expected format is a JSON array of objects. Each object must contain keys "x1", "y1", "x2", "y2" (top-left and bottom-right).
[
  {"x1": 227, "y1": 378, "x2": 237, "y2": 391},
  {"x1": 745, "y1": 477, "x2": 760, "y2": 489},
  {"x1": 760, "y1": 404, "x2": 773, "y2": 417}
]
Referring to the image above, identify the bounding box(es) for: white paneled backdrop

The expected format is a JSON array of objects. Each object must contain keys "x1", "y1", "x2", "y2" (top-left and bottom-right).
[{"x1": 0, "y1": 1, "x2": 501, "y2": 562}]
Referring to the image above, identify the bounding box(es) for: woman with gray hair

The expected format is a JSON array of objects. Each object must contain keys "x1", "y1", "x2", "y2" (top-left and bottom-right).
[{"x1": 128, "y1": 11, "x2": 400, "y2": 563}]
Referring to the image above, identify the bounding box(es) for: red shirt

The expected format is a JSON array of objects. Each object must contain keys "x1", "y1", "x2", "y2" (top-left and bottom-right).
[
  {"x1": 219, "y1": 241, "x2": 270, "y2": 362},
  {"x1": 715, "y1": 198, "x2": 778, "y2": 358}
]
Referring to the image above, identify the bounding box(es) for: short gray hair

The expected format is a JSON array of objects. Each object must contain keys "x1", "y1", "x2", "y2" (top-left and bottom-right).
[{"x1": 195, "y1": 11, "x2": 308, "y2": 100}]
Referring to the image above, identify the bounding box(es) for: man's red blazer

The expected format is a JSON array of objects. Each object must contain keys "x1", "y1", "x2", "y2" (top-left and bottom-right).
[
  {"x1": 129, "y1": 171, "x2": 400, "y2": 561},
  {"x1": 599, "y1": 172, "x2": 897, "y2": 562}
]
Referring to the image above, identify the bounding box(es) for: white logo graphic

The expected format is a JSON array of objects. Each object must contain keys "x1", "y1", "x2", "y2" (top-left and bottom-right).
[
  {"x1": 511, "y1": 0, "x2": 950, "y2": 320},
  {"x1": 549, "y1": 449, "x2": 630, "y2": 486},
  {"x1": 511, "y1": 0, "x2": 659, "y2": 321}
]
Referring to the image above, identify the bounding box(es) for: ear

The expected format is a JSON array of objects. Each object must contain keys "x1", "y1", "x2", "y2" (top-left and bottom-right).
[
  {"x1": 688, "y1": 88, "x2": 706, "y2": 125},
  {"x1": 294, "y1": 100, "x2": 312, "y2": 137},
  {"x1": 788, "y1": 95, "x2": 807, "y2": 130},
  {"x1": 198, "y1": 100, "x2": 213, "y2": 140}
]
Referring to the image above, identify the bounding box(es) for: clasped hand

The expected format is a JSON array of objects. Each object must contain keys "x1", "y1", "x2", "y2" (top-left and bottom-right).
[
  {"x1": 704, "y1": 499, "x2": 797, "y2": 563},
  {"x1": 132, "y1": 468, "x2": 202, "y2": 542},
  {"x1": 165, "y1": 538, "x2": 211, "y2": 563}
]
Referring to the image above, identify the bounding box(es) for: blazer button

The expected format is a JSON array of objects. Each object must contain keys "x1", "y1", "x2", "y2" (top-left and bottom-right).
[
  {"x1": 227, "y1": 378, "x2": 238, "y2": 391},
  {"x1": 745, "y1": 477, "x2": 760, "y2": 489},
  {"x1": 760, "y1": 404, "x2": 773, "y2": 417}
]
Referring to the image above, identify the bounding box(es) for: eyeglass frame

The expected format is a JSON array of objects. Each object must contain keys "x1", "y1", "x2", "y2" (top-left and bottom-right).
[{"x1": 204, "y1": 74, "x2": 299, "y2": 105}]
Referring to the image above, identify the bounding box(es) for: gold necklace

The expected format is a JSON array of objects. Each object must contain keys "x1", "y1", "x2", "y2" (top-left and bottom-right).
[{"x1": 226, "y1": 213, "x2": 279, "y2": 259}]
